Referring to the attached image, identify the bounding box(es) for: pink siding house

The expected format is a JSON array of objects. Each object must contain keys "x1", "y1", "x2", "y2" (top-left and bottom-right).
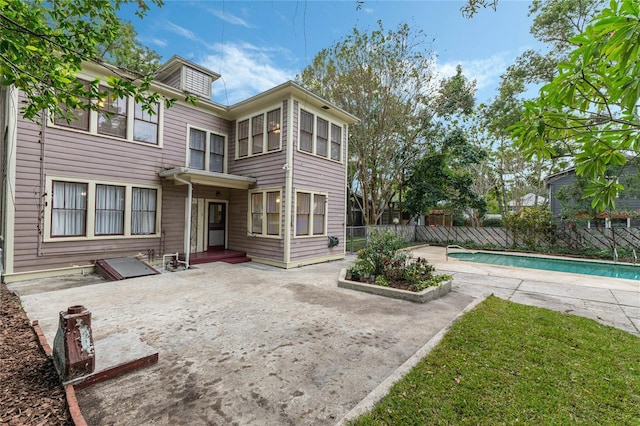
[{"x1": 0, "y1": 56, "x2": 357, "y2": 282}]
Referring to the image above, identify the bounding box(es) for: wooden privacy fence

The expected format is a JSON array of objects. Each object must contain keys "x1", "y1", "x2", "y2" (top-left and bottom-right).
[{"x1": 364, "y1": 225, "x2": 640, "y2": 251}]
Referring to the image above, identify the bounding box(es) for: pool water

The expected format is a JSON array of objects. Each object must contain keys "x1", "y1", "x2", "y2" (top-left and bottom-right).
[{"x1": 448, "y1": 251, "x2": 640, "y2": 280}]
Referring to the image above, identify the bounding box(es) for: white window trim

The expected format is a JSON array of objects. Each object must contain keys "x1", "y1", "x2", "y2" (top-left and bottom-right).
[
  {"x1": 294, "y1": 189, "x2": 328, "y2": 238},
  {"x1": 48, "y1": 78, "x2": 164, "y2": 149},
  {"x1": 44, "y1": 176, "x2": 162, "y2": 242},
  {"x1": 297, "y1": 107, "x2": 344, "y2": 164},
  {"x1": 235, "y1": 105, "x2": 283, "y2": 159},
  {"x1": 185, "y1": 124, "x2": 228, "y2": 173},
  {"x1": 247, "y1": 188, "x2": 283, "y2": 239}
]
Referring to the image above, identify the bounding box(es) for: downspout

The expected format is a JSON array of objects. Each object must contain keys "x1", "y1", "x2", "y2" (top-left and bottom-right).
[{"x1": 173, "y1": 173, "x2": 192, "y2": 268}]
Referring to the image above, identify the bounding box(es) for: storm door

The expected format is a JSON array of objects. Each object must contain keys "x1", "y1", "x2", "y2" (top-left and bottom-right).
[{"x1": 208, "y1": 202, "x2": 226, "y2": 250}]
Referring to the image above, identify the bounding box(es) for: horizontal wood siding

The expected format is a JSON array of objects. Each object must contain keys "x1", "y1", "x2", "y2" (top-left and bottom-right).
[
  {"x1": 289, "y1": 101, "x2": 347, "y2": 262},
  {"x1": 162, "y1": 69, "x2": 182, "y2": 91},
  {"x1": 225, "y1": 101, "x2": 288, "y2": 262},
  {"x1": 10, "y1": 95, "x2": 234, "y2": 274}
]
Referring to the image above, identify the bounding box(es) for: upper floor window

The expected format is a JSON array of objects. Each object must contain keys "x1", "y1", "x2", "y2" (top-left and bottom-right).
[
  {"x1": 134, "y1": 102, "x2": 159, "y2": 144},
  {"x1": 53, "y1": 80, "x2": 90, "y2": 131},
  {"x1": 298, "y1": 109, "x2": 342, "y2": 162},
  {"x1": 188, "y1": 126, "x2": 226, "y2": 173},
  {"x1": 51, "y1": 79, "x2": 162, "y2": 147},
  {"x1": 296, "y1": 191, "x2": 327, "y2": 236},
  {"x1": 52, "y1": 181, "x2": 88, "y2": 237},
  {"x1": 98, "y1": 87, "x2": 128, "y2": 138},
  {"x1": 237, "y1": 107, "x2": 281, "y2": 158},
  {"x1": 331, "y1": 123, "x2": 342, "y2": 161},
  {"x1": 249, "y1": 189, "x2": 281, "y2": 237}
]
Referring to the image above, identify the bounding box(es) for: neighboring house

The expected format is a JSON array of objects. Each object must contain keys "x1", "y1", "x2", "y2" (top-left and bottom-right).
[
  {"x1": 507, "y1": 192, "x2": 547, "y2": 213},
  {"x1": 0, "y1": 56, "x2": 357, "y2": 282},
  {"x1": 546, "y1": 167, "x2": 640, "y2": 228}
]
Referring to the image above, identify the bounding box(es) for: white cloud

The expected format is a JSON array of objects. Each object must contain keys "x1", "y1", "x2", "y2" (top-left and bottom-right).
[
  {"x1": 199, "y1": 42, "x2": 297, "y2": 105},
  {"x1": 165, "y1": 21, "x2": 199, "y2": 42},
  {"x1": 207, "y1": 8, "x2": 253, "y2": 28},
  {"x1": 145, "y1": 37, "x2": 167, "y2": 48}
]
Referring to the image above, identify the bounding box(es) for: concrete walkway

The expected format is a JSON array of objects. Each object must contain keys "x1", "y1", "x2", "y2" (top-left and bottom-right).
[{"x1": 9, "y1": 247, "x2": 640, "y2": 425}]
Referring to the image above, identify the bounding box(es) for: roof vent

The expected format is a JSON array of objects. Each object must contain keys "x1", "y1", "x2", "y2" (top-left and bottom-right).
[{"x1": 183, "y1": 66, "x2": 211, "y2": 98}]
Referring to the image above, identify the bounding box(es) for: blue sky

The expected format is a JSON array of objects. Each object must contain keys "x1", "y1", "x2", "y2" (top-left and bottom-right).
[{"x1": 120, "y1": 0, "x2": 542, "y2": 105}]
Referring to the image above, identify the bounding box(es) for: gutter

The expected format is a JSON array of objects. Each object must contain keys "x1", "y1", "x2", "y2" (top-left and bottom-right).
[{"x1": 171, "y1": 173, "x2": 192, "y2": 269}]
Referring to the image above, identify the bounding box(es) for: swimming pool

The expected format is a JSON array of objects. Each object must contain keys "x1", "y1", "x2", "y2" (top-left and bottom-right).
[{"x1": 447, "y1": 251, "x2": 640, "y2": 280}]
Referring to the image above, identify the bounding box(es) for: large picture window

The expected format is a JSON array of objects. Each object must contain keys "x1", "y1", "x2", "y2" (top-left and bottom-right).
[
  {"x1": 188, "y1": 126, "x2": 226, "y2": 173},
  {"x1": 296, "y1": 191, "x2": 327, "y2": 237},
  {"x1": 237, "y1": 107, "x2": 281, "y2": 158},
  {"x1": 52, "y1": 181, "x2": 88, "y2": 237},
  {"x1": 95, "y1": 184, "x2": 125, "y2": 235},
  {"x1": 249, "y1": 190, "x2": 281, "y2": 237}
]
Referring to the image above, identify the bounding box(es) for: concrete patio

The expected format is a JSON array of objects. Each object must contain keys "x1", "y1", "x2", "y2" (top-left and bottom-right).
[{"x1": 9, "y1": 246, "x2": 640, "y2": 425}]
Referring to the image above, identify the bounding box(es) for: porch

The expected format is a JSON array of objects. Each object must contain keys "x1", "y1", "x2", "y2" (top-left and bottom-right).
[{"x1": 179, "y1": 250, "x2": 251, "y2": 266}]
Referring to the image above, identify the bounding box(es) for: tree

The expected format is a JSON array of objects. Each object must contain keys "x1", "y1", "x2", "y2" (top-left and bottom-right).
[
  {"x1": 1, "y1": 0, "x2": 174, "y2": 123},
  {"x1": 511, "y1": 0, "x2": 640, "y2": 212},
  {"x1": 404, "y1": 128, "x2": 487, "y2": 225},
  {"x1": 297, "y1": 21, "x2": 439, "y2": 225},
  {"x1": 97, "y1": 21, "x2": 162, "y2": 76}
]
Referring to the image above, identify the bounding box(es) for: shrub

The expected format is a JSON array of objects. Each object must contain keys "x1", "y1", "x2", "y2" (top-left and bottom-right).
[{"x1": 354, "y1": 231, "x2": 404, "y2": 277}]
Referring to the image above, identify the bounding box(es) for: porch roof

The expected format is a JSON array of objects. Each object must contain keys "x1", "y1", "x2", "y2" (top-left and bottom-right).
[{"x1": 159, "y1": 167, "x2": 256, "y2": 189}]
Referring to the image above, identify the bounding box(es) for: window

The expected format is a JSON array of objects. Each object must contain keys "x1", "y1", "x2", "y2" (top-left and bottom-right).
[
  {"x1": 251, "y1": 193, "x2": 263, "y2": 234},
  {"x1": 132, "y1": 188, "x2": 157, "y2": 235},
  {"x1": 251, "y1": 114, "x2": 264, "y2": 155},
  {"x1": 296, "y1": 191, "x2": 327, "y2": 236},
  {"x1": 133, "y1": 101, "x2": 159, "y2": 144},
  {"x1": 238, "y1": 119, "x2": 249, "y2": 157},
  {"x1": 95, "y1": 184, "x2": 125, "y2": 235},
  {"x1": 316, "y1": 117, "x2": 328, "y2": 157},
  {"x1": 98, "y1": 87, "x2": 127, "y2": 138},
  {"x1": 54, "y1": 80, "x2": 90, "y2": 131},
  {"x1": 313, "y1": 194, "x2": 326, "y2": 235},
  {"x1": 267, "y1": 109, "x2": 281, "y2": 151},
  {"x1": 52, "y1": 181, "x2": 87, "y2": 237},
  {"x1": 331, "y1": 124, "x2": 342, "y2": 161},
  {"x1": 300, "y1": 110, "x2": 313, "y2": 153},
  {"x1": 46, "y1": 178, "x2": 160, "y2": 241},
  {"x1": 189, "y1": 128, "x2": 206, "y2": 169},
  {"x1": 298, "y1": 109, "x2": 343, "y2": 162},
  {"x1": 249, "y1": 190, "x2": 281, "y2": 237},
  {"x1": 237, "y1": 107, "x2": 282, "y2": 158},
  {"x1": 210, "y1": 134, "x2": 225, "y2": 173},
  {"x1": 188, "y1": 126, "x2": 226, "y2": 173}
]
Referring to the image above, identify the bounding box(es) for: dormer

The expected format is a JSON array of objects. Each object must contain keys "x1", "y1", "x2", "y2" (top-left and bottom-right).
[{"x1": 155, "y1": 55, "x2": 221, "y2": 100}]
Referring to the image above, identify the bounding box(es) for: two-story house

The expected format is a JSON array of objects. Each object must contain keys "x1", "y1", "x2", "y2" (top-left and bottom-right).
[{"x1": 0, "y1": 56, "x2": 357, "y2": 282}]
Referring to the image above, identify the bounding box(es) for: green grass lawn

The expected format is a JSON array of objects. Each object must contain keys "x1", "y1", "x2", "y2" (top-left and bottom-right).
[{"x1": 350, "y1": 296, "x2": 640, "y2": 425}]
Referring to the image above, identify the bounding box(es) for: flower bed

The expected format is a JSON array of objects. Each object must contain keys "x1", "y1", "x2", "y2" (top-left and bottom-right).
[{"x1": 338, "y1": 231, "x2": 452, "y2": 303}]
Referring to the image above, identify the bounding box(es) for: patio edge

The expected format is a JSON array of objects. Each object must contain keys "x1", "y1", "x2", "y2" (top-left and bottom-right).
[{"x1": 335, "y1": 293, "x2": 489, "y2": 425}]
